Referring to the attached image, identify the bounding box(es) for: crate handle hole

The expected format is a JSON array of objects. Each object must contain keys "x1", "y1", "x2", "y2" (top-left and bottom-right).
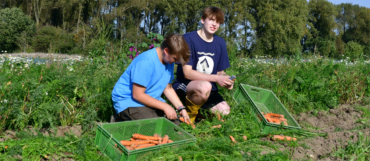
[{"x1": 251, "y1": 88, "x2": 260, "y2": 92}]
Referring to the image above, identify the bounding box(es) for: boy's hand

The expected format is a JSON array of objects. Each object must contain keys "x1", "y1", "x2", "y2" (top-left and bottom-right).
[
  {"x1": 215, "y1": 75, "x2": 233, "y2": 87},
  {"x1": 179, "y1": 109, "x2": 191, "y2": 123},
  {"x1": 225, "y1": 83, "x2": 234, "y2": 90},
  {"x1": 164, "y1": 106, "x2": 177, "y2": 120}
]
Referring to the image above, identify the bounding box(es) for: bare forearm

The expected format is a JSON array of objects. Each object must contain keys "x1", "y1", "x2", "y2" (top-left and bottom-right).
[
  {"x1": 183, "y1": 69, "x2": 218, "y2": 82},
  {"x1": 163, "y1": 85, "x2": 183, "y2": 109}
]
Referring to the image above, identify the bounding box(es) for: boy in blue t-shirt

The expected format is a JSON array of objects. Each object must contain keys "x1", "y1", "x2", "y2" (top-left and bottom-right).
[
  {"x1": 112, "y1": 34, "x2": 191, "y2": 124},
  {"x1": 173, "y1": 7, "x2": 234, "y2": 123}
]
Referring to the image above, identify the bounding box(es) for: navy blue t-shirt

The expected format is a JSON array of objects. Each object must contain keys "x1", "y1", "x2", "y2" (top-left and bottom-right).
[{"x1": 173, "y1": 31, "x2": 230, "y2": 91}]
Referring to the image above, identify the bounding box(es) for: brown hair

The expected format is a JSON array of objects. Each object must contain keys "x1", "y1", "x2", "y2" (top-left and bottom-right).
[
  {"x1": 202, "y1": 6, "x2": 225, "y2": 24},
  {"x1": 161, "y1": 33, "x2": 190, "y2": 65}
]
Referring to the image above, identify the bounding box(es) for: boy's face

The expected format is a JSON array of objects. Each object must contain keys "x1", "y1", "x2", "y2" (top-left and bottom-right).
[
  {"x1": 163, "y1": 48, "x2": 179, "y2": 64},
  {"x1": 201, "y1": 16, "x2": 220, "y2": 35}
]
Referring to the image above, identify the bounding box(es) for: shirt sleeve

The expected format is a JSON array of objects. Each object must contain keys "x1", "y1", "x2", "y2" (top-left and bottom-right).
[
  {"x1": 217, "y1": 38, "x2": 230, "y2": 71},
  {"x1": 131, "y1": 60, "x2": 153, "y2": 87}
]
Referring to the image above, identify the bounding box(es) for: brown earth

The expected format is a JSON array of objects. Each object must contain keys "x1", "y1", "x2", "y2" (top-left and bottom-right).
[
  {"x1": 261, "y1": 104, "x2": 370, "y2": 160},
  {"x1": 0, "y1": 125, "x2": 83, "y2": 142}
]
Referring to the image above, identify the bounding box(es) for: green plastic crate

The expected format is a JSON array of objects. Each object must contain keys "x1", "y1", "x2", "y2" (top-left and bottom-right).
[
  {"x1": 233, "y1": 84, "x2": 301, "y2": 133},
  {"x1": 94, "y1": 117, "x2": 196, "y2": 161}
]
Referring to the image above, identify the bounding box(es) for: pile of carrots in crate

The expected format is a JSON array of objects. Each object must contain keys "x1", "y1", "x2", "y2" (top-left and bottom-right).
[
  {"x1": 118, "y1": 133, "x2": 174, "y2": 150},
  {"x1": 261, "y1": 112, "x2": 288, "y2": 126}
]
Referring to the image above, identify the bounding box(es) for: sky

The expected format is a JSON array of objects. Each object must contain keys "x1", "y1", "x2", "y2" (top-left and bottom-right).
[{"x1": 324, "y1": 0, "x2": 370, "y2": 8}]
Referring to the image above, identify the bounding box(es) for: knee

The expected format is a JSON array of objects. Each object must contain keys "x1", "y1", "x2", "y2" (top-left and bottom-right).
[
  {"x1": 186, "y1": 81, "x2": 212, "y2": 105},
  {"x1": 210, "y1": 101, "x2": 230, "y2": 115}
]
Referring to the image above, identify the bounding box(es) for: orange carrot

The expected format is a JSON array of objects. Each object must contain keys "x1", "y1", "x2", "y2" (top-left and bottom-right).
[
  {"x1": 120, "y1": 140, "x2": 134, "y2": 146},
  {"x1": 265, "y1": 113, "x2": 284, "y2": 118},
  {"x1": 265, "y1": 117, "x2": 282, "y2": 124},
  {"x1": 243, "y1": 135, "x2": 247, "y2": 140},
  {"x1": 5, "y1": 146, "x2": 8, "y2": 149},
  {"x1": 216, "y1": 113, "x2": 221, "y2": 120},
  {"x1": 135, "y1": 144, "x2": 156, "y2": 149},
  {"x1": 280, "y1": 118, "x2": 288, "y2": 125},
  {"x1": 179, "y1": 156, "x2": 183, "y2": 161},
  {"x1": 271, "y1": 135, "x2": 296, "y2": 141},
  {"x1": 131, "y1": 140, "x2": 152, "y2": 145},
  {"x1": 211, "y1": 125, "x2": 222, "y2": 128},
  {"x1": 150, "y1": 140, "x2": 160, "y2": 144},
  {"x1": 168, "y1": 139, "x2": 174, "y2": 143},
  {"x1": 191, "y1": 123, "x2": 196, "y2": 129},
  {"x1": 179, "y1": 117, "x2": 190, "y2": 125},
  {"x1": 179, "y1": 117, "x2": 196, "y2": 129},
  {"x1": 125, "y1": 147, "x2": 134, "y2": 150},
  {"x1": 153, "y1": 133, "x2": 159, "y2": 137},
  {"x1": 130, "y1": 143, "x2": 138, "y2": 148},
  {"x1": 229, "y1": 135, "x2": 237, "y2": 143},
  {"x1": 162, "y1": 135, "x2": 169, "y2": 144},
  {"x1": 132, "y1": 134, "x2": 160, "y2": 140}
]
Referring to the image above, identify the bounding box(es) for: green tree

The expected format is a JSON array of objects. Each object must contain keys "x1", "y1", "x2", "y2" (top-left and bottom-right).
[
  {"x1": 0, "y1": 7, "x2": 35, "y2": 52},
  {"x1": 304, "y1": 0, "x2": 337, "y2": 57},
  {"x1": 249, "y1": 0, "x2": 309, "y2": 57}
]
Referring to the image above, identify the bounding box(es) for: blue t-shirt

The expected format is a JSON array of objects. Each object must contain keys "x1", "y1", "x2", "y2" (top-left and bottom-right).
[
  {"x1": 112, "y1": 48, "x2": 174, "y2": 114},
  {"x1": 173, "y1": 31, "x2": 230, "y2": 91}
]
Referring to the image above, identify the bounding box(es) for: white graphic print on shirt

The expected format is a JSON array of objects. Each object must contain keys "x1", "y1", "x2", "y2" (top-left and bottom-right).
[{"x1": 196, "y1": 55, "x2": 214, "y2": 74}]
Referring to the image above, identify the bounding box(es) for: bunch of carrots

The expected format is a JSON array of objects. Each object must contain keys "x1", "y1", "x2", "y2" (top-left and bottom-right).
[
  {"x1": 117, "y1": 133, "x2": 174, "y2": 150},
  {"x1": 179, "y1": 117, "x2": 196, "y2": 129},
  {"x1": 262, "y1": 112, "x2": 288, "y2": 126}
]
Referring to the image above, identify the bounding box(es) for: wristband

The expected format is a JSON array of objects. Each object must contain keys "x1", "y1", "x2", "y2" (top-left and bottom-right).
[{"x1": 176, "y1": 105, "x2": 186, "y2": 112}]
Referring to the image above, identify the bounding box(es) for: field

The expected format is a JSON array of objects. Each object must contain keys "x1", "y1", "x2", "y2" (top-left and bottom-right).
[{"x1": 1, "y1": 53, "x2": 370, "y2": 160}]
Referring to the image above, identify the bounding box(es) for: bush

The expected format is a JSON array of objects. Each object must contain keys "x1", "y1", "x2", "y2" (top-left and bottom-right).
[
  {"x1": 0, "y1": 7, "x2": 35, "y2": 52},
  {"x1": 32, "y1": 26, "x2": 75, "y2": 53},
  {"x1": 344, "y1": 41, "x2": 364, "y2": 59}
]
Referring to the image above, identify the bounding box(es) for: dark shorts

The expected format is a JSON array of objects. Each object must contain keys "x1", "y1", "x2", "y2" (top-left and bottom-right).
[
  {"x1": 116, "y1": 106, "x2": 180, "y2": 125},
  {"x1": 175, "y1": 88, "x2": 225, "y2": 110}
]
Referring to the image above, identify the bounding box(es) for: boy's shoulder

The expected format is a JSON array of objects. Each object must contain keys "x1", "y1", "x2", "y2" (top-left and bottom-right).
[
  {"x1": 184, "y1": 31, "x2": 225, "y2": 44},
  {"x1": 213, "y1": 34, "x2": 226, "y2": 44},
  {"x1": 183, "y1": 31, "x2": 198, "y2": 39}
]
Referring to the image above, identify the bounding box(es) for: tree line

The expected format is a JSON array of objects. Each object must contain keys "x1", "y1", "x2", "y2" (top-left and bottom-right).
[{"x1": 0, "y1": 0, "x2": 369, "y2": 58}]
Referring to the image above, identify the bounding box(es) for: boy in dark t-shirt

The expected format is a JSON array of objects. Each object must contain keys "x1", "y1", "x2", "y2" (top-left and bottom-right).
[{"x1": 173, "y1": 6, "x2": 234, "y2": 123}]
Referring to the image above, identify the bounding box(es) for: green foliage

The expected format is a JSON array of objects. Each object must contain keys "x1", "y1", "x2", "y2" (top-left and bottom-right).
[
  {"x1": 87, "y1": 18, "x2": 113, "y2": 58},
  {"x1": 32, "y1": 26, "x2": 75, "y2": 53},
  {"x1": 0, "y1": 55, "x2": 129, "y2": 131},
  {"x1": 344, "y1": 41, "x2": 364, "y2": 59},
  {"x1": 229, "y1": 58, "x2": 370, "y2": 113},
  {"x1": 0, "y1": 128, "x2": 109, "y2": 160},
  {"x1": 0, "y1": 7, "x2": 35, "y2": 52}
]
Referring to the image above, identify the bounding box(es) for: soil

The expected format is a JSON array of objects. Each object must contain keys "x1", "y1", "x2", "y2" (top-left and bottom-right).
[
  {"x1": 0, "y1": 125, "x2": 83, "y2": 141},
  {"x1": 261, "y1": 104, "x2": 370, "y2": 160}
]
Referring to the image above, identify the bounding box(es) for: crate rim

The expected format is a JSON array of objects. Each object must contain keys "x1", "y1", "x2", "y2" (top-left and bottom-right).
[
  {"x1": 234, "y1": 83, "x2": 301, "y2": 129},
  {"x1": 96, "y1": 117, "x2": 197, "y2": 154}
]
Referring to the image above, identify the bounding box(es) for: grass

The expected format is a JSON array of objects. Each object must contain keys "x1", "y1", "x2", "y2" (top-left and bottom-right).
[
  {"x1": 1, "y1": 53, "x2": 370, "y2": 160},
  {"x1": 332, "y1": 132, "x2": 370, "y2": 160}
]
